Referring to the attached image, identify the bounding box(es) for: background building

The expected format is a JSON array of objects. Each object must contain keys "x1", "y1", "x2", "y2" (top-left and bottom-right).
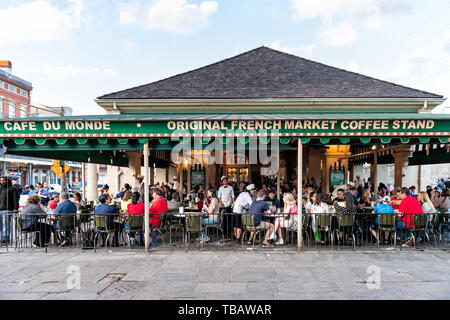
[{"x1": 0, "y1": 60, "x2": 81, "y2": 186}]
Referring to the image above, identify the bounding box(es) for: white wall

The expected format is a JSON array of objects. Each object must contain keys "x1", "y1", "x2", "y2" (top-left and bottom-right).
[{"x1": 353, "y1": 163, "x2": 450, "y2": 191}]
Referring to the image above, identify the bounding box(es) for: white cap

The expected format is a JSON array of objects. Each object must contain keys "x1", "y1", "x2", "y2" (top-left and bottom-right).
[
  {"x1": 221, "y1": 176, "x2": 228, "y2": 181},
  {"x1": 173, "y1": 176, "x2": 177, "y2": 180},
  {"x1": 246, "y1": 184, "x2": 256, "y2": 191}
]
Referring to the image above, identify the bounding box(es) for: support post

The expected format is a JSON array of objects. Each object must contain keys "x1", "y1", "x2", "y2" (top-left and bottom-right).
[
  {"x1": 371, "y1": 152, "x2": 378, "y2": 200},
  {"x1": 87, "y1": 163, "x2": 98, "y2": 202},
  {"x1": 81, "y1": 163, "x2": 86, "y2": 202},
  {"x1": 61, "y1": 160, "x2": 66, "y2": 193},
  {"x1": 297, "y1": 139, "x2": 303, "y2": 252},
  {"x1": 144, "y1": 142, "x2": 150, "y2": 254},
  {"x1": 277, "y1": 150, "x2": 281, "y2": 200}
]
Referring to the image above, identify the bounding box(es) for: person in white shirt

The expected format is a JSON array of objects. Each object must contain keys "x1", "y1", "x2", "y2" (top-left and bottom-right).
[
  {"x1": 134, "y1": 175, "x2": 144, "y2": 195},
  {"x1": 218, "y1": 176, "x2": 236, "y2": 239},
  {"x1": 232, "y1": 184, "x2": 255, "y2": 240},
  {"x1": 218, "y1": 177, "x2": 235, "y2": 212},
  {"x1": 171, "y1": 176, "x2": 180, "y2": 192}
]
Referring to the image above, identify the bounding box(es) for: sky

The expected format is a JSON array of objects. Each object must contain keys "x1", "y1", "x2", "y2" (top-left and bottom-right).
[{"x1": 0, "y1": 0, "x2": 449, "y2": 115}]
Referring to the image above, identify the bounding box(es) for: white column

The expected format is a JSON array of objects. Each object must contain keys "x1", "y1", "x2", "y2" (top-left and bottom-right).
[
  {"x1": 144, "y1": 142, "x2": 150, "y2": 254},
  {"x1": 87, "y1": 163, "x2": 98, "y2": 202},
  {"x1": 297, "y1": 139, "x2": 303, "y2": 251},
  {"x1": 81, "y1": 163, "x2": 86, "y2": 202}
]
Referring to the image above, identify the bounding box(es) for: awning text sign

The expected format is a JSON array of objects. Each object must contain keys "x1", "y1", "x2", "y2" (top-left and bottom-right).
[{"x1": 0, "y1": 119, "x2": 447, "y2": 137}]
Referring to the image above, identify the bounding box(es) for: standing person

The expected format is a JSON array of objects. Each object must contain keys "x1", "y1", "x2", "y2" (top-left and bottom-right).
[
  {"x1": 232, "y1": 184, "x2": 256, "y2": 240},
  {"x1": 134, "y1": 175, "x2": 144, "y2": 195},
  {"x1": 397, "y1": 187, "x2": 423, "y2": 247},
  {"x1": 172, "y1": 176, "x2": 180, "y2": 192},
  {"x1": 100, "y1": 184, "x2": 111, "y2": 197},
  {"x1": 218, "y1": 176, "x2": 235, "y2": 238},
  {"x1": 437, "y1": 178, "x2": 445, "y2": 191},
  {"x1": 0, "y1": 176, "x2": 20, "y2": 244},
  {"x1": 11, "y1": 179, "x2": 22, "y2": 195},
  {"x1": 409, "y1": 186, "x2": 417, "y2": 198},
  {"x1": 38, "y1": 182, "x2": 50, "y2": 207},
  {"x1": 115, "y1": 183, "x2": 131, "y2": 199},
  {"x1": 354, "y1": 176, "x2": 363, "y2": 188}
]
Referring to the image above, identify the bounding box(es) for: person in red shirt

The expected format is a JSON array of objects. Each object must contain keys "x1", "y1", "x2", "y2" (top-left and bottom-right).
[
  {"x1": 149, "y1": 188, "x2": 167, "y2": 228},
  {"x1": 389, "y1": 189, "x2": 402, "y2": 211},
  {"x1": 127, "y1": 192, "x2": 144, "y2": 216},
  {"x1": 397, "y1": 187, "x2": 423, "y2": 247},
  {"x1": 48, "y1": 194, "x2": 60, "y2": 211}
]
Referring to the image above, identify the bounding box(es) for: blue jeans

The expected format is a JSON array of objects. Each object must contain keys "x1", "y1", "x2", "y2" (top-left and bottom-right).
[
  {"x1": 395, "y1": 220, "x2": 411, "y2": 241},
  {"x1": 201, "y1": 218, "x2": 218, "y2": 238},
  {"x1": 0, "y1": 211, "x2": 12, "y2": 242}
]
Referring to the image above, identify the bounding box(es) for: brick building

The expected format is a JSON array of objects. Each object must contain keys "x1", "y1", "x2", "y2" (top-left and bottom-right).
[{"x1": 0, "y1": 61, "x2": 32, "y2": 118}]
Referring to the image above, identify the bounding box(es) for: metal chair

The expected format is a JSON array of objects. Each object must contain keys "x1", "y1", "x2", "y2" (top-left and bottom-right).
[
  {"x1": 14, "y1": 215, "x2": 40, "y2": 249},
  {"x1": 150, "y1": 213, "x2": 166, "y2": 246},
  {"x1": 336, "y1": 214, "x2": 356, "y2": 248},
  {"x1": 93, "y1": 215, "x2": 114, "y2": 252},
  {"x1": 124, "y1": 215, "x2": 143, "y2": 251},
  {"x1": 203, "y1": 213, "x2": 224, "y2": 245},
  {"x1": 377, "y1": 214, "x2": 396, "y2": 247},
  {"x1": 241, "y1": 214, "x2": 265, "y2": 246},
  {"x1": 314, "y1": 214, "x2": 333, "y2": 246},
  {"x1": 184, "y1": 214, "x2": 204, "y2": 250},
  {"x1": 286, "y1": 214, "x2": 310, "y2": 246},
  {"x1": 167, "y1": 211, "x2": 185, "y2": 245},
  {"x1": 56, "y1": 215, "x2": 77, "y2": 247}
]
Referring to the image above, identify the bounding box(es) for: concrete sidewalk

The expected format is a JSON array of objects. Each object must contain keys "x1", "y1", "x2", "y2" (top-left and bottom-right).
[{"x1": 0, "y1": 248, "x2": 448, "y2": 300}]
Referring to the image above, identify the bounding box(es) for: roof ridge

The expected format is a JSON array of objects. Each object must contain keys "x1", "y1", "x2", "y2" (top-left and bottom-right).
[
  {"x1": 98, "y1": 46, "x2": 267, "y2": 99},
  {"x1": 264, "y1": 46, "x2": 443, "y2": 98}
]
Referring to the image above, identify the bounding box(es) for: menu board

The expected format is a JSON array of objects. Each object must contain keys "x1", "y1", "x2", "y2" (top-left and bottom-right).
[{"x1": 330, "y1": 170, "x2": 345, "y2": 190}]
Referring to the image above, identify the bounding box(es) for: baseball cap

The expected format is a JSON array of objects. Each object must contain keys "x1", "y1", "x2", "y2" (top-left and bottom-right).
[{"x1": 246, "y1": 184, "x2": 256, "y2": 191}]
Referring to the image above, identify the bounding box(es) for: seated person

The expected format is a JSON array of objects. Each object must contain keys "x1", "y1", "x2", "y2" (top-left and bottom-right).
[
  {"x1": 370, "y1": 200, "x2": 394, "y2": 244},
  {"x1": 149, "y1": 188, "x2": 167, "y2": 228},
  {"x1": 48, "y1": 194, "x2": 60, "y2": 212},
  {"x1": 247, "y1": 190, "x2": 274, "y2": 247},
  {"x1": 95, "y1": 194, "x2": 122, "y2": 247},
  {"x1": 265, "y1": 190, "x2": 281, "y2": 210},
  {"x1": 167, "y1": 192, "x2": 182, "y2": 211},
  {"x1": 121, "y1": 190, "x2": 133, "y2": 212},
  {"x1": 127, "y1": 192, "x2": 144, "y2": 216},
  {"x1": 21, "y1": 194, "x2": 54, "y2": 247},
  {"x1": 273, "y1": 192, "x2": 298, "y2": 245},
  {"x1": 53, "y1": 192, "x2": 78, "y2": 245},
  {"x1": 200, "y1": 188, "x2": 221, "y2": 243}
]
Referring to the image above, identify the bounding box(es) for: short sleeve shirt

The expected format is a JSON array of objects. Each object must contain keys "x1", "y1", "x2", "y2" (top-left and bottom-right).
[
  {"x1": 248, "y1": 200, "x2": 270, "y2": 226},
  {"x1": 399, "y1": 196, "x2": 423, "y2": 228}
]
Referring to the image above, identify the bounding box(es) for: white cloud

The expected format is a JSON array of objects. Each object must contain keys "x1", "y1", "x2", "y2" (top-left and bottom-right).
[
  {"x1": 0, "y1": 0, "x2": 85, "y2": 45},
  {"x1": 269, "y1": 41, "x2": 316, "y2": 58},
  {"x1": 346, "y1": 61, "x2": 362, "y2": 73},
  {"x1": 319, "y1": 20, "x2": 358, "y2": 46},
  {"x1": 119, "y1": 0, "x2": 218, "y2": 35},
  {"x1": 290, "y1": 0, "x2": 410, "y2": 25},
  {"x1": 29, "y1": 65, "x2": 115, "y2": 80},
  {"x1": 382, "y1": 30, "x2": 450, "y2": 113}
]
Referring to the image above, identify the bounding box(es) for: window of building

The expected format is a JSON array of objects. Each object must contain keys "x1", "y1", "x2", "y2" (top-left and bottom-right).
[
  {"x1": 19, "y1": 89, "x2": 28, "y2": 97},
  {"x1": 8, "y1": 104, "x2": 16, "y2": 118},
  {"x1": 8, "y1": 84, "x2": 16, "y2": 94},
  {"x1": 20, "y1": 104, "x2": 27, "y2": 118},
  {"x1": 0, "y1": 80, "x2": 3, "y2": 89}
]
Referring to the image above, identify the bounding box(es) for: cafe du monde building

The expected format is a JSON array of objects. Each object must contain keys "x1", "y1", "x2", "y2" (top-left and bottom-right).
[{"x1": 0, "y1": 46, "x2": 449, "y2": 207}]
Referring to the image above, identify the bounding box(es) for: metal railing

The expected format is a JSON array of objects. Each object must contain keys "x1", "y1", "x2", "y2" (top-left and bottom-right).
[{"x1": 1, "y1": 211, "x2": 449, "y2": 252}]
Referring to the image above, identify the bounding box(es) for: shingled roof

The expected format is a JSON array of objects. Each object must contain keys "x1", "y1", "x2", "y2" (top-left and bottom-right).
[{"x1": 98, "y1": 46, "x2": 443, "y2": 100}]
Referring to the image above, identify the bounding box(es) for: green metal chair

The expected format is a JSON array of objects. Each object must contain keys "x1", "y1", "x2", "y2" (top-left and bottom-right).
[
  {"x1": 377, "y1": 214, "x2": 396, "y2": 247},
  {"x1": 93, "y1": 215, "x2": 114, "y2": 252},
  {"x1": 124, "y1": 215, "x2": 143, "y2": 251},
  {"x1": 315, "y1": 214, "x2": 333, "y2": 246},
  {"x1": 203, "y1": 213, "x2": 224, "y2": 245},
  {"x1": 433, "y1": 211, "x2": 449, "y2": 245},
  {"x1": 286, "y1": 214, "x2": 310, "y2": 246},
  {"x1": 409, "y1": 214, "x2": 430, "y2": 247},
  {"x1": 241, "y1": 214, "x2": 265, "y2": 246},
  {"x1": 184, "y1": 214, "x2": 203, "y2": 250},
  {"x1": 56, "y1": 215, "x2": 77, "y2": 247},
  {"x1": 150, "y1": 213, "x2": 166, "y2": 247},
  {"x1": 337, "y1": 214, "x2": 356, "y2": 248}
]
